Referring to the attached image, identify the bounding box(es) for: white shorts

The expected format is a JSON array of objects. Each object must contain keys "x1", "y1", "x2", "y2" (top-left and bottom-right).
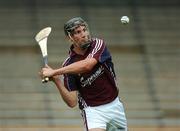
[{"x1": 81, "y1": 97, "x2": 127, "y2": 131}]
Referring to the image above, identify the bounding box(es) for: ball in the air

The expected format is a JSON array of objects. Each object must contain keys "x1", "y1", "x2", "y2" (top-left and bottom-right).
[{"x1": 121, "y1": 16, "x2": 129, "y2": 24}]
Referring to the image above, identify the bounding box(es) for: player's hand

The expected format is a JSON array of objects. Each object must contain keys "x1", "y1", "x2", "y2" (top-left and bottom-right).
[
  {"x1": 49, "y1": 75, "x2": 60, "y2": 82},
  {"x1": 38, "y1": 70, "x2": 44, "y2": 79},
  {"x1": 42, "y1": 65, "x2": 55, "y2": 77},
  {"x1": 38, "y1": 69, "x2": 48, "y2": 82},
  {"x1": 38, "y1": 70, "x2": 59, "y2": 83}
]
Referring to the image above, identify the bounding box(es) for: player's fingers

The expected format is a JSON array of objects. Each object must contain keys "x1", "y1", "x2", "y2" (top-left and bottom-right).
[
  {"x1": 42, "y1": 67, "x2": 48, "y2": 72},
  {"x1": 39, "y1": 70, "x2": 43, "y2": 76},
  {"x1": 42, "y1": 71, "x2": 46, "y2": 77},
  {"x1": 38, "y1": 71, "x2": 43, "y2": 79},
  {"x1": 45, "y1": 64, "x2": 49, "y2": 67},
  {"x1": 45, "y1": 64, "x2": 51, "y2": 68},
  {"x1": 42, "y1": 69, "x2": 51, "y2": 77}
]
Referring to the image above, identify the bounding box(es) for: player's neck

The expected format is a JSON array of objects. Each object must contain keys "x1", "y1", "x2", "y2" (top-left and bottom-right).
[{"x1": 73, "y1": 46, "x2": 87, "y2": 55}]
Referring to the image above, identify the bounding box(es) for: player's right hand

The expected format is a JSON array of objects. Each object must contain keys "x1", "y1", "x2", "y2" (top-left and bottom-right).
[{"x1": 49, "y1": 75, "x2": 59, "y2": 82}]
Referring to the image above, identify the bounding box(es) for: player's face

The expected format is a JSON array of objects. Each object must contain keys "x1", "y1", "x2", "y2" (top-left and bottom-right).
[{"x1": 70, "y1": 25, "x2": 90, "y2": 48}]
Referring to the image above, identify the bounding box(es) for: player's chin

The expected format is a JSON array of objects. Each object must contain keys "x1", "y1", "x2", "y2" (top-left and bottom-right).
[
  {"x1": 82, "y1": 36, "x2": 90, "y2": 42},
  {"x1": 80, "y1": 41, "x2": 87, "y2": 46},
  {"x1": 81, "y1": 38, "x2": 90, "y2": 44}
]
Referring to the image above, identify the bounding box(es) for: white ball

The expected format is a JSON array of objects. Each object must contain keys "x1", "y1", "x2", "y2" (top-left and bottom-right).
[{"x1": 121, "y1": 16, "x2": 129, "y2": 24}]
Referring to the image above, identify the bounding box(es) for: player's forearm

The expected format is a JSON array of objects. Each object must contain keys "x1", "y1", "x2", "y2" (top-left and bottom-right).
[
  {"x1": 54, "y1": 58, "x2": 97, "y2": 75},
  {"x1": 53, "y1": 78, "x2": 77, "y2": 108},
  {"x1": 55, "y1": 61, "x2": 88, "y2": 75}
]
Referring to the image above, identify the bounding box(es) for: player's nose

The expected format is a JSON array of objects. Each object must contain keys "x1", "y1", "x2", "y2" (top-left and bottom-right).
[{"x1": 81, "y1": 31, "x2": 88, "y2": 38}]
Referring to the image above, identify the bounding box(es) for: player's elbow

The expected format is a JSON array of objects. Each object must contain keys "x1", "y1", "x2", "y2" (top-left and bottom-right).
[
  {"x1": 83, "y1": 58, "x2": 97, "y2": 72},
  {"x1": 83, "y1": 64, "x2": 93, "y2": 72},
  {"x1": 64, "y1": 91, "x2": 77, "y2": 108},
  {"x1": 65, "y1": 98, "x2": 77, "y2": 108},
  {"x1": 67, "y1": 101, "x2": 77, "y2": 108}
]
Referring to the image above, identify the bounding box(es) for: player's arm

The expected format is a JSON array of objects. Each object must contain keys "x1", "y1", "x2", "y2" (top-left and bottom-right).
[
  {"x1": 42, "y1": 57, "x2": 97, "y2": 77},
  {"x1": 52, "y1": 76, "x2": 77, "y2": 108},
  {"x1": 56, "y1": 57, "x2": 97, "y2": 75}
]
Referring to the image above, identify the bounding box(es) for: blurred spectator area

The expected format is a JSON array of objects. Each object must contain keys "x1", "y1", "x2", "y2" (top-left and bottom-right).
[{"x1": 0, "y1": 0, "x2": 179, "y2": 130}]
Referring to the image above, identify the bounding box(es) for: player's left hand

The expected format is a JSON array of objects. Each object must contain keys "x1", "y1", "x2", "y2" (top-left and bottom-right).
[{"x1": 42, "y1": 65, "x2": 55, "y2": 77}]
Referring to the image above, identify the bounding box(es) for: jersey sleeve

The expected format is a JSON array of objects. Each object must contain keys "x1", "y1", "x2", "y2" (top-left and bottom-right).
[
  {"x1": 87, "y1": 38, "x2": 111, "y2": 63},
  {"x1": 62, "y1": 57, "x2": 77, "y2": 91},
  {"x1": 63, "y1": 74, "x2": 77, "y2": 91}
]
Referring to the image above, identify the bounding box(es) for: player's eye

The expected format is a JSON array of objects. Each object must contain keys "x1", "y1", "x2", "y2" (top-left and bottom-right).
[
  {"x1": 83, "y1": 28, "x2": 87, "y2": 32},
  {"x1": 77, "y1": 30, "x2": 81, "y2": 34},
  {"x1": 73, "y1": 26, "x2": 87, "y2": 35},
  {"x1": 73, "y1": 29, "x2": 81, "y2": 35}
]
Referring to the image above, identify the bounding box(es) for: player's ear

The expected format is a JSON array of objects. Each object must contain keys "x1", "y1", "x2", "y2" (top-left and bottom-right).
[
  {"x1": 66, "y1": 36, "x2": 72, "y2": 43},
  {"x1": 67, "y1": 34, "x2": 75, "y2": 43}
]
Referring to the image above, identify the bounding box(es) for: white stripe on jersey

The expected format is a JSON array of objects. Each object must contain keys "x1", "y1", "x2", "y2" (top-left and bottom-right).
[
  {"x1": 91, "y1": 39, "x2": 103, "y2": 57},
  {"x1": 87, "y1": 38, "x2": 103, "y2": 58},
  {"x1": 62, "y1": 56, "x2": 70, "y2": 66}
]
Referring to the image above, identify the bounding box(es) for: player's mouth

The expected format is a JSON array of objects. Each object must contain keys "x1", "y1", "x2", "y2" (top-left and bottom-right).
[{"x1": 80, "y1": 38, "x2": 91, "y2": 50}]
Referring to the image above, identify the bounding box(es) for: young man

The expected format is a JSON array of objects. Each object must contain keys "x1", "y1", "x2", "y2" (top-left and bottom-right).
[{"x1": 40, "y1": 17, "x2": 127, "y2": 131}]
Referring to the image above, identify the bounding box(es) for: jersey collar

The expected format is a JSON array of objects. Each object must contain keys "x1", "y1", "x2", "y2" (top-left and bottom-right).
[{"x1": 68, "y1": 40, "x2": 93, "y2": 57}]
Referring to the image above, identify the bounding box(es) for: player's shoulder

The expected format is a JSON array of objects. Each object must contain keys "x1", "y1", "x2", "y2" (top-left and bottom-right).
[
  {"x1": 91, "y1": 37, "x2": 106, "y2": 48},
  {"x1": 92, "y1": 37, "x2": 104, "y2": 44},
  {"x1": 62, "y1": 56, "x2": 71, "y2": 66}
]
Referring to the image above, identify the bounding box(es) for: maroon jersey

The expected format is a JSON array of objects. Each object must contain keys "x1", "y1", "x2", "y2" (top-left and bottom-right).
[{"x1": 63, "y1": 38, "x2": 118, "y2": 109}]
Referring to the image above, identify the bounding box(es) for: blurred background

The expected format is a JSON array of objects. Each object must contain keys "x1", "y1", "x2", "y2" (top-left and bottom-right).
[{"x1": 0, "y1": 0, "x2": 179, "y2": 131}]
